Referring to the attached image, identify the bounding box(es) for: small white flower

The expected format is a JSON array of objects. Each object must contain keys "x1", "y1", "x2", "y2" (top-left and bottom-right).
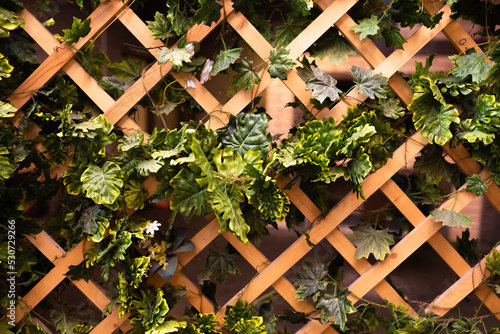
[
  {"x1": 185, "y1": 77, "x2": 196, "y2": 89},
  {"x1": 145, "y1": 220, "x2": 161, "y2": 235},
  {"x1": 306, "y1": 0, "x2": 314, "y2": 9},
  {"x1": 200, "y1": 59, "x2": 214, "y2": 84},
  {"x1": 185, "y1": 43, "x2": 195, "y2": 56}
]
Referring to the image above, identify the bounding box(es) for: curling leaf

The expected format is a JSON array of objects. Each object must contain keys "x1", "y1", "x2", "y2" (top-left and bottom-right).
[{"x1": 430, "y1": 208, "x2": 473, "y2": 228}]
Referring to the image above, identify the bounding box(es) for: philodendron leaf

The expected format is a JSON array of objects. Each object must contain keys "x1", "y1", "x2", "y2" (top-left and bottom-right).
[
  {"x1": 412, "y1": 102, "x2": 460, "y2": 146},
  {"x1": 431, "y1": 208, "x2": 473, "y2": 228},
  {"x1": 211, "y1": 47, "x2": 243, "y2": 75},
  {"x1": 63, "y1": 17, "x2": 91, "y2": 46},
  {"x1": 306, "y1": 66, "x2": 342, "y2": 103},
  {"x1": 351, "y1": 15, "x2": 380, "y2": 41},
  {"x1": 348, "y1": 222, "x2": 395, "y2": 260},
  {"x1": 450, "y1": 50, "x2": 492, "y2": 84},
  {"x1": 0, "y1": 53, "x2": 13, "y2": 79},
  {"x1": 211, "y1": 187, "x2": 249, "y2": 244},
  {"x1": 293, "y1": 259, "x2": 328, "y2": 301},
  {"x1": 169, "y1": 169, "x2": 210, "y2": 217},
  {"x1": 0, "y1": 101, "x2": 16, "y2": 118},
  {"x1": 268, "y1": 47, "x2": 296, "y2": 80},
  {"x1": 135, "y1": 158, "x2": 164, "y2": 176},
  {"x1": 117, "y1": 132, "x2": 144, "y2": 153},
  {"x1": 465, "y1": 174, "x2": 488, "y2": 196},
  {"x1": 351, "y1": 66, "x2": 388, "y2": 99},
  {"x1": 79, "y1": 205, "x2": 110, "y2": 242},
  {"x1": 201, "y1": 248, "x2": 242, "y2": 284},
  {"x1": 124, "y1": 179, "x2": 149, "y2": 210},
  {"x1": 80, "y1": 161, "x2": 123, "y2": 205},
  {"x1": 221, "y1": 112, "x2": 272, "y2": 155},
  {"x1": 146, "y1": 12, "x2": 175, "y2": 40},
  {"x1": 486, "y1": 249, "x2": 500, "y2": 276},
  {"x1": 232, "y1": 58, "x2": 261, "y2": 91},
  {"x1": 316, "y1": 289, "x2": 356, "y2": 329}
]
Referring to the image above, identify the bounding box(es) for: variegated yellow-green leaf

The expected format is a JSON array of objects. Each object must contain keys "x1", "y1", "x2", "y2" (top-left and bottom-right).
[
  {"x1": 80, "y1": 161, "x2": 123, "y2": 205},
  {"x1": 124, "y1": 179, "x2": 149, "y2": 210},
  {"x1": 157, "y1": 47, "x2": 193, "y2": 70},
  {"x1": 0, "y1": 101, "x2": 16, "y2": 118}
]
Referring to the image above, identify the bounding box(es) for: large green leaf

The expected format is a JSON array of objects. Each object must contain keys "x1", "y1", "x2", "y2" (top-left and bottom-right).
[
  {"x1": 135, "y1": 158, "x2": 164, "y2": 176},
  {"x1": 124, "y1": 179, "x2": 149, "y2": 210},
  {"x1": 465, "y1": 174, "x2": 488, "y2": 196},
  {"x1": 221, "y1": 112, "x2": 271, "y2": 155},
  {"x1": 80, "y1": 161, "x2": 123, "y2": 205},
  {"x1": 430, "y1": 208, "x2": 473, "y2": 228},
  {"x1": 293, "y1": 259, "x2": 328, "y2": 301},
  {"x1": 169, "y1": 169, "x2": 210, "y2": 217},
  {"x1": 348, "y1": 222, "x2": 395, "y2": 260},
  {"x1": 268, "y1": 47, "x2": 296, "y2": 80},
  {"x1": 193, "y1": 0, "x2": 222, "y2": 26},
  {"x1": 306, "y1": 66, "x2": 342, "y2": 103},
  {"x1": 351, "y1": 66, "x2": 388, "y2": 99},
  {"x1": 232, "y1": 58, "x2": 261, "y2": 91},
  {"x1": 351, "y1": 15, "x2": 379, "y2": 40},
  {"x1": 146, "y1": 12, "x2": 174, "y2": 40},
  {"x1": 0, "y1": 7, "x2": 24, "y2": 38},
  {"x1": 201, "y1": 248, "x2": 241, "y2": 284},
  {"x1": 107, "y1": 56, "x2": 143, "y2": 82},
  {"x1": 248, "y1": 181, "x2": 289, "y2": 222},
  {"x1": 381, "y1": 26, "x2": 407, "y2": 50},
  {"x1": 470, "y1": 94, "x2": 500, "y2": 133},
  {"x1": 450, "y1": 50, "x2": 492, "y2": 84},
  {"x1": 412, "y1": 99, "x2": 460, "y2": 146},
  {"x1": 316, "y1": 289, "x2": 356, "y2": 329},
  {"x1": 167, "y1": 0, "x2": 192, "y2": 37},
  {"x1": 63, "y1": 17, "x2": 91, "y2": 46},
  {"x1": 211, "y1": 47, "x2": 242, "y2": 76},
  {"x1": 211, "y1": 187, "x2": 249, "y2": 244},
  {"x1": 375, "y1": 97, "x2": 406, "y2": 119}
]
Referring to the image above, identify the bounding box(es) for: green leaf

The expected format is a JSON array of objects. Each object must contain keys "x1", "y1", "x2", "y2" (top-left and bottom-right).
[
  {"x1": 351, "y1": 15, "x2": 380, "y2": 41},
  {"x1": 107, "y1": 56, "x2": 143, "y2": 82},
  {"x1": 169, "y1": 169, "x2": 210, "y2": 217},
  {"x1": 375, "y1": 97, "x2": 406, "y2": 119},
  {"x1": 124, "y1": 179, "x2": 149, "y2": 210},
  {"x1": 77, "y1": 205, "x2": 110, "y2": 242},
  {"x1": 211, "y1": 47, "x2": 242, "y2": 76},
  {"x1": 50, "y1": 309, "x2": 80, "y2": 334},
  {"x1": 450, "y1": 50, "x2": 492, "y2": 84},
  {"x1": 118, "y1": 132, "x2": 144, "y2": 152},
  {"x1": 470, "y1": 94, "x2": 500, "y2": 133},
  {"x1": 98, "y1": 76, "x2": 133, "y2": 99},
  {"x1": 391, "y1": 0, "x2": 443, "y2": 29},
  {"x1": 0, "y1": 53, "x2": 13, "y2": 79},
  {"x1": 167, "y1": 0, "x2": 192, "y2": 37},
  {"x1": 306, "y1": 66, "x2": 342, "y2": 103},
  {"x1": 412, "y1": 101, "x2": 460, "y2": 146},
  {"x1": 348, "y1": 222, "x2": 395, "y2": 260},
  {"x1": 0, "y1": 7, "x2": 24, "y2": 38},
  {"x1": 211, "y1": 187, "x2": 249, "y2": 244},
  {"x1": 272, "y1": 16, "x2": 305, "y2": 48},
  {"x1": 268, "y1": 47, "x2": 295, "y2": 80},
  {"x1": 78, "y1": 44, "x2": 105, "y2": 79},
  {"x1": 287, "y1": 0, "x2": 312, "y2": 17},
  {"x1": 232, "y1": 58, "x2": 261, "y2": 91},
  {"x1": 232, "y1": 317, "x2": 266, "y2": 334},
  {"x1": 351, "y1": 66, "x2": 388, "y2": 99},
  {"x1": 0, "y1": 101, "x2": 16, "y2": 118},
  {"x1": 465, "y1": 174, "x2": 488, "y2": 196},
  {"x1": 80, "y1": 161, "x2": 124, "y2": 205},
  {"x1": 157, "y1": 47, "x2": 193, "y2": 70},
  {"x1": 193, "y1": 0, "x2": 222, "y2": 26},
  {"x1": 486, "y1": 249, "x2": 500, "y2": 276},
  {"x1": 63, "y1": 17, "x2": 91, "y2": 46},
  {"x1": 293, "y1": 259, "x2": 328, "y2": 301},
  {"x1": 311, "y1": 35, "x2": 357, "y2": 65},
  {"x1": 135, "y1": 158, "x2": 164, "y2": 176},
  {"x1": 346, "y1": 153, "x2": 372, "y2": 195},
  {"x1": 201, "y1": 248, "x2": 242, "y2": 284},
  {"x1": 381, "y1": 26, "x2": 407, "y2": 50},
  {"x1": 147, "y1": 12, "x2": 175, "y2": 40},
  {"x1": 413, "y1": 146, "x2": 456, "y2": 185},
  {"x1": 221, "y1": 112, "x2": 271, "y2": 155},
  {"x1": 430, "y1": 208, "x2": 473, "y2": 228},
  {"x1": 316, "y1": 289, "x2": 356, "y2": 329}
]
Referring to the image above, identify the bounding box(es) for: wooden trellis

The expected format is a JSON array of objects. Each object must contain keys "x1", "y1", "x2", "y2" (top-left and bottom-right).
[{"x1": 7, "y1": 0, "x2": 500, "y2": 333}]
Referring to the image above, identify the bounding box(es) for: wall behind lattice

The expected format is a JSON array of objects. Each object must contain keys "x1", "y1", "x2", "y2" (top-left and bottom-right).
[{"x1": 7, "y1": 0, "x2": 500, "y2": 333}]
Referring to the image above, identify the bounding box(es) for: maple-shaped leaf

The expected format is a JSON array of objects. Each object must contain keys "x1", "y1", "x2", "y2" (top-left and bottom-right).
[
  {"x1": 311, "y1": 35, "x2": 357, "y2": 65},
  {"x1": 201, "y1": 248, "x2": 241, "y2": 284},
  {"x1": 381, "y1": 26, "x2": 407, "y2": 50},
  {"x1": 351, "y1": 66, "x2": 388, "y2": 99},
  {"x1": 465, "y1": 174, "x2": 488, "y2": 196},
  {"x1": 293, "y1": 259, "x2": 328, "y2": 301},
  {"x1": 306, "y1": 66, "x2": 342, "y2": 103},
  {"x1": 167, "y1": 0, "x2": 192, "y2": 36},
  {"x1": 430, "y1": 208, "x2": 473, "y2": 228},
  {"x1": 351, "y1": 15, "x2": 380, "y2": 41},
  {"x1": 146, "y1": 12, "x2": 175, "y2": 40},
  {"x1": 272, "y1": 16, "x2": 305, "y2": 47},
  {"x1": 268, "y1": 47, "x2": 296, "y2": 80},
  {"x1": 375, "y1": 97, "x2": 406, "y2": 119},
  {"x1": 316, "y1": 289, "x2": 356, "y2": 329},
  {"x1": 348, "y1": 222, "x2": 395, "y2": 260},
  {"x1": 450, "y1": 50, "x2": 492, "y2": 84},
  {"x1": 107, "y1": 56, "x2": 143, "y2": 82},
  {"x1": 169, "y1": 169, "x2": 211, "y2": 217},
  {"x1": 486, "y1": 249, "x2": 500, "y2": 276},
  {"x1": 78, "y1": 44, "x2": 105, "y2": 79},
  {"x1": 211, "y1": 47, "x2": 242, "y2": 76},
  {"x1": 413, "y1": 145, "x2": 456, "y2": 185},
  {"x1": 157, "y1": 47, "x2": 193, "y2": 70},
  {"x1": 63, "y1": 17, "x2": 91, "y2": 46},
  {"x1": 287, "y1": 0, "x2": 311, "y2": 17},
  {"x1": 0, "y1": 101, "x2": 16, "y2": 118},
  {"x1": 232, "y1": 58, "x2": 261, "y2": 91},
  {"x1": 221, "y1": 112, "x2": 272, "y2": 155},
  {"x1": 50, "y1": 309, "x2": 80, "y2": 334},
  {"x1": 193, "y1": 0, "x2": 222, "y2": 26},
  {"x1": 80, "y1": 161, "x2": 123, "y2": 205}
]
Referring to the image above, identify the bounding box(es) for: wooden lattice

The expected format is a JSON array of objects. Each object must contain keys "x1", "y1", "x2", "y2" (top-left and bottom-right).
[{"x1": 8, "y1": 0, "x2": 500, "y2": 333}]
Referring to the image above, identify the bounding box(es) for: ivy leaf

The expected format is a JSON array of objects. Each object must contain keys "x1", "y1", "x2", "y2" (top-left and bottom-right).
[
  {"x1": 221, "y1": 112, "x2": 271, "y2": 155},
  {"x1": 211, "y1": 47, "x2": 242, "y2": 76},
  {"x1": 316, "y1": 289, "x2": 356, "y2": 329},
  {"x1": 63, "y1": 17, "x2": 91, "y2": 46},
  {"x1": 272, "y1": 16, "x2": 305, "y2": 48},
  {"x1": 351, "y1": 66, "x2": 388, "y2": 99},
  {"x1": 351, "y1": 15, "x2": 380, "y2": 41},
  {"x1": 50, "y1": 309, "x2": 80, "y2": 334},
  {"x1": 193, "y1": 0, "x2": 222, "y2": 26},
  {"x1": 146, "y1": 12, "x2": 174, "y2": 40},
  {"x1": 412, "y1": 102, "x2": 460, "y2": 146},
  {"x1": 430, "y1": 208, "x2": 473, "y2": 228},
  {"x1": 450, "y1": 50, "x2": 492, "y2": 84},
  {"x1": 375, "y1": 97, "x2": 406, "y2": 119},
  {"x1": 413, "y1": 146, "x2": 456, "y2": 185},
  {"x1": 201, "y1": 249, "x2": 241, "y2": 284},
  {"x1": 124, "y1": 179, "x2": 149, "y2": 210},
  {"x1": 311, "y1": 35, "x2": 357, "y2": 65},
  {"x1": 306, "y1": 66, "x2": 342, "y2": 103},
  {"x1": 157, "y1": 47, "x2": 193, "y2": 70},
  {"x1": 293, "y1": 259, "x2": 328, "y2": 301},
  {"x1": 80, "y1": 161, "x2": 124, "y2": 205},
  {"x1": 78, "y1": 44, "x2": 105, "y2": 79},
  {"x1": 231, "y1": 58, "x2": 261, "y2": 91},
  {"x1": 167, "y1": 0, "x2": 192, "y2": 37},
  {"x1": 381, "y1": 26, "x2": 407, "y2": 50},
  {"x1": 348, "y1": 222, "x2": 395, "y2": 260},
  {"x1": 268, "y1": 47, "x2": 295, "y2": 80},
  {"x1": 0, "y1": 101, "x2": 16, "y2": 118},
  {"x1": 465, "y1": 174, "x2": 488, "y2": 196},
  {"x1": 107, "y1": 56, "x2": 143, "y2": 82},
  {"x1": 169, "y1": 169, "x2": 210, "y2": 217}
]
